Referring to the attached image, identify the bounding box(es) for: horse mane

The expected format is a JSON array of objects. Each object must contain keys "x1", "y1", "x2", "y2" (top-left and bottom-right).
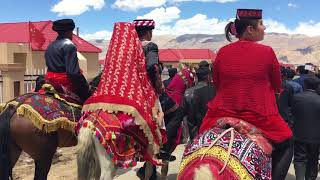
[
  {"x1": 34, "y1": 75, "x2": 46, "y2": 92},
  {"x1": 88, "y1": 72, "x2": 102, "y2": 95}
]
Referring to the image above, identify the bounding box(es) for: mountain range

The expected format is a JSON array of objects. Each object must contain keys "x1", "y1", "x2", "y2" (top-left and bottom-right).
[{"x1": 87, "y1": 33, "x2": 320, "y2": 65}]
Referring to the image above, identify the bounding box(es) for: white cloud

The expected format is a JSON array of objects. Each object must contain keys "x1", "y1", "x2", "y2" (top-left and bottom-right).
[
  {"x1": 81, "y1": 30, "x2": 112, "y2": 40},
  {"x1": 288, "y1": 3, "x2": 297, "y2": 8},
  {"x1": 82, "y1": 12, "x2": 320, "y2": 40},
  {"x1": 294, "y1": 21, "x2": 320, "y2": 37},
  {"x1": 265, "y1": 19, "x2": 320, "y2": 37},
  {"x1": 155, "y1": 14, "x2": 229, "y2": 35},
  {"x1": 264, "y1": 19, "x2": 291, "y2": 34},
  {"x1": 51, "y1": 0, "x2": 105, "y2": 16},
  {"x1": 113, "y1": 0, "x2": 166, "y2": 11},
  {"x1": 172, "y1": 0, "x2": 237, "y2": 3},
  {"x1": 113, "y1": 0, "x2": 237, "y2": 11},
  {"x1": 137, "y1": 6, "x2": 181, "y2": 25}
]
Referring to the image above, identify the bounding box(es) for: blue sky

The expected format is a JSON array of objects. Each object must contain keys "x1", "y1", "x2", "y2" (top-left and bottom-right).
[{"x1": 1, "y1": 0, "x2": 320, "y2": 40}]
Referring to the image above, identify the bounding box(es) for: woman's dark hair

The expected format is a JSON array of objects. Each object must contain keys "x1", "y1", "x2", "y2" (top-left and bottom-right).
[
  {"x1": 225, "y1": 19, "x2": 259, "y2": 42},
  {"x1": 296, "y1": 65, "x2": 307, "y2": 74},
  {"x1": 135, "y1": 28, "x2": 152, "y2": 38}
]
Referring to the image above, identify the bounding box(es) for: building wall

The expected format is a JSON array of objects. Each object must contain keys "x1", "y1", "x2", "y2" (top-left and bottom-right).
[
  {"x1": 0, "y1": 43, "x2": 29, "y2": 102},
  {"x1": 2, "y1": 71, "x2": 24, "y2": 102},
  {"x1": 82, "y1": 52, "x2": 99, "y2": 80},
  {"x1": 5, "y1": 43, "x2": 30, "y2": 64},
  {"x1": 30, "y1": 51, "x2": 47, "y2": 74},
  {"x1": 0, "y1": 43, "x2": 8, "y2": 64},
  {"x1": 0, "y1": 42, "x2": 100, "y2": 102},
  {"x1": 0, "y1": 43, "x2": 30, "y2": 64}
]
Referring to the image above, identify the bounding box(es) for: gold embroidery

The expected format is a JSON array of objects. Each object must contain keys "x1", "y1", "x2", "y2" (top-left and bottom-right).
[
  {"x1": 178, "y1": 146, "x2": 254, "y2": 180},
  {"x1": 16, "y1": 104, "x2": 77, "y2": 133}
]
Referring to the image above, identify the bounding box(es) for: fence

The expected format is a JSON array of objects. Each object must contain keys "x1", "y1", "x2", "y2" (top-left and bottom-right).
[{"x1": 24, "y1": 68, "x2": 46, "y2": 94}]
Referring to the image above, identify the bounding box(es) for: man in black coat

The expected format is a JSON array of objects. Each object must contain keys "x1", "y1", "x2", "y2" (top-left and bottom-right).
[
  {"x1": 292, "y1": 76, "x2": 320, "y2": 180},
  {"x1": 184, "y1": 66, "x2": 215, "y2": 140}
]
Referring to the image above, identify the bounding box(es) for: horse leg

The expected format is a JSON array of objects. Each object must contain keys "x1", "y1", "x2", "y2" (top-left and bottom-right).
[
  {"x1": 160, "y1": 161, "x2": 169, "y2": 180},
  {"x1": 34, "y1": 154, "x2": 55, "y2": 180},
  {"x1": 9, "y1": 140, "x2": 22, "y2": 178},
  {"x1": 77, "y1": 127, "x2": 101, "y2": 180},
  {"x1": 10, "y1": 114, "x2": 58, "y2": 180},
  {"x1": 33, "y1": 136, "x2": 57, "y2": 180},
  {"x1": 94, "y1": 137, "x2": 115, "y2": 180},
  {"x1": 144, "y1": 162, "x2": 154, "y2": 180},
  {"x1": 0, "y1": 105, "x2": 16, "y2": 179}
]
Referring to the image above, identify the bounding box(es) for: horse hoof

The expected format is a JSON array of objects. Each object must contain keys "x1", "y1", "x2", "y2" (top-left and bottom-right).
[{"x1": 136, "y1": 167, "x2": 144, "y2": 180}]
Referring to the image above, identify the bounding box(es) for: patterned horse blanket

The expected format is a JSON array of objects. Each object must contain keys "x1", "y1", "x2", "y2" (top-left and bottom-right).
[
  {"x1": 76, "y1": 110, "x2": 153, "y2": 168},
  {"x1": 178, "y1": 127, "x2": 272, "y2": 180},
  {"x1": 0, "y1": 91, "x2": 81, "y2": 133}
]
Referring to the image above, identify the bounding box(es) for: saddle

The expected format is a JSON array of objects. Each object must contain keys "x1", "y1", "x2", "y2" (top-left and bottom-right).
[
  {"x1": 215, "y1": 117, "x2": 273, "y2": 156},
  {"x1": 1, "y1": 84, "x2": 82, "y2": 133}
]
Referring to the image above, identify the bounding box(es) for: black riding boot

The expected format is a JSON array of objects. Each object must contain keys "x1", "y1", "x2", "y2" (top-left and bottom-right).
[
  {"x1": 136, "y1": 163, "x2": 157, "y2": 180},
  {"x1": 272, "y1": 138, "x2": 294, "y2": 180},
  {"x1": 294, "y1": 163, "x2": 306, "y2": 180}
]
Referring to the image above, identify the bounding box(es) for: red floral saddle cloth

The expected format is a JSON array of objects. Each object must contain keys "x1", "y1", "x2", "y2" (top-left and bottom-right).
[
  {"x1": 0, "y1": 85, "x2": 82, "y2": 133},
  {"x1": 178, "y1": 117, "x2": 272, "y2": 180}
]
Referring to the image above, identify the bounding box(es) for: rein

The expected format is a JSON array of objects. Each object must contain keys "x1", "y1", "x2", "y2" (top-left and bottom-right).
[{"x1": 200, "y1": 128, "x2": 235, "y2": 175}]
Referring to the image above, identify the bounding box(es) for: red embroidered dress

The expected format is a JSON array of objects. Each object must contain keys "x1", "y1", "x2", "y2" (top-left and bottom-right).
[
  {"x1": 77, "y1": 22, "x2": 164, "y2": 168},
  {"x1": 200, "y1": 40, "x2": 292, "y2": 143}
]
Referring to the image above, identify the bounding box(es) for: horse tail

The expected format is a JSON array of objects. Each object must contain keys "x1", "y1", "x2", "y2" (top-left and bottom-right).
[
  {"x1": 77, "y1": 127, "x2": 101, "y2": 180},
  {"x1": 0, "y1": 104, "x2": 16, "y2": 180},
  {"x1": 194, "y1": 164, "x2": 217, "y2": 180}
]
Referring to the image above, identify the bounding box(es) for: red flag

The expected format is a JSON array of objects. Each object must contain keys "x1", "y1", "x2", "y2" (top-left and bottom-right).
[{"x1": 29, "y1": 22, "x2": 46, "y2": 50}]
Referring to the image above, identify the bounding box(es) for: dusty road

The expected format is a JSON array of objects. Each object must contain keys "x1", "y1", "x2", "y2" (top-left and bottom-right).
[{"x1": 13, "y1": 144, "x2": 319, "y2": 180}]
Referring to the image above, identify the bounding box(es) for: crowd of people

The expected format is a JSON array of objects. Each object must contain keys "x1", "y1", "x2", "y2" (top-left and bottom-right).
[{"x1": 36, "y1": 7, "x2": 320, "y2": 180}]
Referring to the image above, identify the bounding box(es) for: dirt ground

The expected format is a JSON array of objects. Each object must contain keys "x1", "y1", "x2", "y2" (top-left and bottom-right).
[{"x1": 12, "y1": 144, "x2": 319, "y2": 180}]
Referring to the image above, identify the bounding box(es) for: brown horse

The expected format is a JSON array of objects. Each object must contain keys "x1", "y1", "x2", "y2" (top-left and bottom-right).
[{"x1": 0, "y1": 74, "x2": 101, "y2": 180}]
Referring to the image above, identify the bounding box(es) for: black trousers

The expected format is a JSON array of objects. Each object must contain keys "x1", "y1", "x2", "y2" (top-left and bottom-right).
[
  {"x1": 272, "y1": 137, "x2": 294, "y2": 180},
  {"x1": 161, "y1": 107, "x2": 184, "y2": 153},
  {"x1": 294, "y1": 140, "x2": 320, "y2": 180}
]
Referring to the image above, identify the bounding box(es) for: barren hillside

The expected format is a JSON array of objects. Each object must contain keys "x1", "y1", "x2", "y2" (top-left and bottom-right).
[{"x1": 87, "y1": 33, "x2": 320, "y2": 65}]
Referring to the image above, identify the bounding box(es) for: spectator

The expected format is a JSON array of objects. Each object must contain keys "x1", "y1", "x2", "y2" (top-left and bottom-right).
[
  {"x1": 292, "y1": 76, "x2": 320, "y2": 180},
  {"x1": 184, "y1": 67, "x2": 215, "y2": 140}
]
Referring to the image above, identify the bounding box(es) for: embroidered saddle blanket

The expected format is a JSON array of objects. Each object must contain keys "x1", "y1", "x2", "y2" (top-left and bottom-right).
[
  {"x1": 76, "y1": 110, "x2": 152, "y2": 168},
  {"x1": 178, "y1": 125, "x2": 272, "y2": 180},
  {"x1": 0, "y1": 90, "x2": 81, "y2": 133}
]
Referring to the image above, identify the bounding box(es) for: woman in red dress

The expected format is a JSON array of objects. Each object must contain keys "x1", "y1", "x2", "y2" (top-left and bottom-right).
[{"x1": 199, "y1": 9, "x2": 293, "y2": 180}]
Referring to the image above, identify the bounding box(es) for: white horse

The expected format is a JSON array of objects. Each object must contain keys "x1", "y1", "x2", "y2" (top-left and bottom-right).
[{"x1": 77, "y1": 119, "x2": 163, "y2": 180}]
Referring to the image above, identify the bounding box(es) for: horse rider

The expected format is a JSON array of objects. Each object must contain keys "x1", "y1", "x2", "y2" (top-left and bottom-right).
[
  {"x1": 44, "y1": 19, "x2": 90, "y2": 104},
  {"x1": 199, "y1": 9, "x2": 293, "y2": 180},
  {"x1": 133, "y1": 19, "x2": 165, "y2": 180}
]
